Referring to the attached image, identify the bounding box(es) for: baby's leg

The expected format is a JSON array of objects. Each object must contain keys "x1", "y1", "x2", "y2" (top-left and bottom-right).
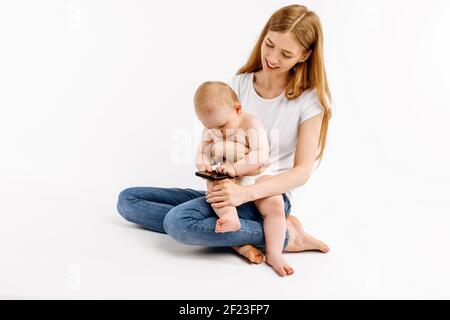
[
  {"x1": 206, "y1": 180, "x2": 240, "y2": 233},
  {"x1": 254, "y1": 177, "x2": 294, "y2": 276},
  {"x1": 214, "y1": 205, "x2": 241, "y2": 233}
]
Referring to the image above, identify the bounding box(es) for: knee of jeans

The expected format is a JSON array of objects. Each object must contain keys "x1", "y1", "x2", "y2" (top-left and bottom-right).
[
  {"x1": 163, "y1": 207, "x2": 197, "y2": 245},
  {"x1": 163, "y1": 209, "x2": 185, "y2": 243},
  {"x1": 116, "y1": 187, "x2": 138, "y2": 222}
]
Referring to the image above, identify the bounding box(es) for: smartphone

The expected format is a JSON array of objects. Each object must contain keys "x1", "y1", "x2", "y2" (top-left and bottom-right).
[{"x1": 195, "y1": 170, "x2": 231, "y2": 180}]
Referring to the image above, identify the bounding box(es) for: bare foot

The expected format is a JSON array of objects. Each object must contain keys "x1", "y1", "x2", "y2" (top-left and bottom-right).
[
  {"x1": 232, "y1": 245, "x2": 265, "y2": 264},
  {"x1": 266, "y1": 253, "x2": 294, "y2": 277},
  {"x1": 285, "y1": 215, "x2": 330, "y2": 253},
  {"x1": 215, "y1": 214, "x2": 241, "y2": 233}
]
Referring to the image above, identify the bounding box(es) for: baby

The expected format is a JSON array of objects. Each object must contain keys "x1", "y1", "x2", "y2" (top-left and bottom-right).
[{"x1": 193, "y1": 81, "x2": 295, "y2": 276}]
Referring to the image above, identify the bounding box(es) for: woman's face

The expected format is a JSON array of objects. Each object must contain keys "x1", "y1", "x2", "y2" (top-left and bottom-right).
[{"x1": 260, "y1": 31, "x2": 308, "y2": 75}]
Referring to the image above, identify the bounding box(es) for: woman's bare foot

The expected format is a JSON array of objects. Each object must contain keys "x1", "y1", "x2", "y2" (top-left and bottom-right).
[
  {"x1": 215, "y1": 214, "x2": 241, "y2": 233},
  {"x1": 266, "y1": 253, "x2": 294, "y2": 277},
  {"x1": 285, "y1": 215, "x2": 330, "y2": 253},
  {"x1": 232, "y1": 245, "x2": 265, "y2": 264}
]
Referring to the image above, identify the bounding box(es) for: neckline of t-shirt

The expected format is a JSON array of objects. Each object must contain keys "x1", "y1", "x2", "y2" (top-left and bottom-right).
[{"x1": 249, "y1": 72, "x2": 285, "y2": 103}]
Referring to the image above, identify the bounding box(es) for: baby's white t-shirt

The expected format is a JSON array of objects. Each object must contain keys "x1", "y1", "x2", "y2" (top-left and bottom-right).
[{"x1": 228, "y1": 72, "x2": 324, "y2": 203}]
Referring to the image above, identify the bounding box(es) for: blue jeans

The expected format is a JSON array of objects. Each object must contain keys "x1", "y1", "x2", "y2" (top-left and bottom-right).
[{"x1": 116, "y1": 186, "x2": 292, "y2": 249}]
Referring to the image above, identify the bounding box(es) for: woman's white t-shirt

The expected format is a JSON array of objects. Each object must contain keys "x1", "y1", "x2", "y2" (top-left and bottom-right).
[{"x1": 228, "y1": 72, "x2": 324, "y2": 203}]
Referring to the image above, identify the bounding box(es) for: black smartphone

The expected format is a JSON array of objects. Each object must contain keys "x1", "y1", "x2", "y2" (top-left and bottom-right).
[{"x1": 195, "y1": 170, "x2": 231, "y2": 180}]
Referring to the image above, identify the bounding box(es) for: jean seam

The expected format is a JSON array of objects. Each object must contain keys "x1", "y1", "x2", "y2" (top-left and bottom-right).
[
  {"x1": 187, "y1": 206, "x2": 266, "y2": 237},
  {"x1": 132, "y1": 197, "x2": 173, "y2": 210},
  {"x1": 134, "y1": 190, "x2": 155, "y2": 201},
  {"x1": 187, "y1": 222, "x2": 265, "y2": 238}
]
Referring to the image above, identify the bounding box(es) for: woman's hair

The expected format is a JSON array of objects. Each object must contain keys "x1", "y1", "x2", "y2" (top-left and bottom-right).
[{"x1": 237, "y1": 4, "x2": 332, "y2": 162}]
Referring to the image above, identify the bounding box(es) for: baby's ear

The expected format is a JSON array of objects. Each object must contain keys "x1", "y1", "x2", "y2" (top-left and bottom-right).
[{"x1": 235, "y1": 103, "x2": 242, "y2": 114}]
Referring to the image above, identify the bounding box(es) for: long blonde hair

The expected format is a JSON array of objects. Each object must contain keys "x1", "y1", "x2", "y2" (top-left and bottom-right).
[{"x1": 237, "y1": 4, "x2": 332, "y2": 162}]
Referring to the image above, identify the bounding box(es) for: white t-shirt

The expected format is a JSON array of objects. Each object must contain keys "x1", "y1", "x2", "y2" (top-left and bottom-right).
[{"x1": 228, "y1": 72, "x2": 324, "y2": 203}]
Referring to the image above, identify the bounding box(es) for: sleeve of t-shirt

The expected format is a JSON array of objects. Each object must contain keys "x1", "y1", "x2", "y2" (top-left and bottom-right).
[
  {"x1": 299, "y1": 89, "x2": 325, "y2": 124},
  {"x1": 226, "y1": 75, "x2": 241, "y2": 101}
]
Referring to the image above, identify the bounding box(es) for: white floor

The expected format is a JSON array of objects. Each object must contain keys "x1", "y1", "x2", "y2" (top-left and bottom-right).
[
  {"x1": 1, "y1": 171, "x2": 450, "y2": 300},
  {"x1": 1, "y1": 0, "x2": 450, "y2": 299}
]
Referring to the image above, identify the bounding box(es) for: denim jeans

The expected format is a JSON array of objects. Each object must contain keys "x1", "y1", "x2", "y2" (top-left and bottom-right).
[{"x1": 116, "y1": 186, "x2": 292, "y2": 249}]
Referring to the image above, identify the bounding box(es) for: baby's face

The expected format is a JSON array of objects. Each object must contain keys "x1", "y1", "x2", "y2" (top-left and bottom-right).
[{"x1": 197, "y1": 103, "x2": 241, "y2": 136}]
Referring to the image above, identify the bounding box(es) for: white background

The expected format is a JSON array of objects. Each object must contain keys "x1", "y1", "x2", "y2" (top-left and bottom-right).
[{"x1": 1, "y1": 0, "x2": 449, "y2": 299}]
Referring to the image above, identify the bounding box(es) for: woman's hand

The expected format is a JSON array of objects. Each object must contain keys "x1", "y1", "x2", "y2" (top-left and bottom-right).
[{"x1": 205, "y1": 179, "x2": 251, "y2": 208}]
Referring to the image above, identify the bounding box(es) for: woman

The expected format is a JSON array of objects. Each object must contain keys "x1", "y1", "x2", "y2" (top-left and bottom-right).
[{"x1": 117, "y1": 4, "x2": 331, "y2": 275}]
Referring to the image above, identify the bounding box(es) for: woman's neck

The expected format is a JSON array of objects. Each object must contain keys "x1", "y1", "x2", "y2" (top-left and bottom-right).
[{"x1": 254, "y1": 69, "x2": 290, "y2": 90}]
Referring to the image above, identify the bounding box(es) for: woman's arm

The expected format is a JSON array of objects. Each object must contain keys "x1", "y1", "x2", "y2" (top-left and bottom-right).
[
  {"x1": 207, "y1": 112, "x2": 324, "y2": 208},
  {"x1": 247, "y1": 112, "x2": 324, "y2": 201}
]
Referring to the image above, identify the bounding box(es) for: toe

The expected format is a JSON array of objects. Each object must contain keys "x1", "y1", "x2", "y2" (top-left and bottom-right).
[
  {"x1": 257, "y1": 253, "x2": 265, "y2": 264},
  {"x1": 321, "y1": 243, "x2": 330, "y2": 253},
  {"x1": 277, "y1": 268, "x2": 287, "y2": 277},
  {"x1": 248, "y1": 248, "x2": 264, "y2": 264},
  {"x1": 314, "y1": 238, "x2": 330, "y2": 253},
  {"x1": 253, "y1": 253, "x2": 264, "y2": 264},
  {"x1": 285, "y1": 266, "x2": 294, "y2": 275}
]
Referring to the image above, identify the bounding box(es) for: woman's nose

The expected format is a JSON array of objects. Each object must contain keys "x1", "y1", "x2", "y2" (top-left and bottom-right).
[{"x1": 267, "y1": 57, "x2": 280, "y2": 66}]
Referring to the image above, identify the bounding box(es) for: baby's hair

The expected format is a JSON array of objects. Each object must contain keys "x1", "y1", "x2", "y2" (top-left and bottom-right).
[{"x1": 193, "y1": 81, "x2": 239, "y2": 114}]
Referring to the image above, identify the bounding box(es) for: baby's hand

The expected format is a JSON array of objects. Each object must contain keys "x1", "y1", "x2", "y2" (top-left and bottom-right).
[
  {"x1": 198, "y1": 163, "x2": 213, "y2": 172},
  {"x1": 216, "y1": 163, "x2": 236, "y2": 177}
]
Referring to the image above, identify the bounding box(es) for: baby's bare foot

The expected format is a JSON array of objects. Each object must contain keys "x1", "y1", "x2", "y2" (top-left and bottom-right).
[
  {"x1": 232, "y1": 245, "x2": 265, "y2": 264},
  {"x1": 266, "y1": 253, "x2": 294, "y2": 277},
  {"x1": 215, "y1": 215, "x2": 241, "y2": 233},
  {"x1": 285, "y1": 215, "x2": 330, "y2": 253}
]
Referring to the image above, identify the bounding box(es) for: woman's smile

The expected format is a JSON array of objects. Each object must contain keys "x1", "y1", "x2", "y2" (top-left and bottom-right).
[{"x1": 265, "y1": 57, "x2": 279, "y2": 70}]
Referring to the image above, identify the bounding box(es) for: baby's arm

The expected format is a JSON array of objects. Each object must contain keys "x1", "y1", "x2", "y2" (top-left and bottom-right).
[
  {"x1": 195, "y1": 128, "x2": 214, "y2": 171},
  {"x1": 232, "y1": 118, "x2": 269, "y2": 177}
]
